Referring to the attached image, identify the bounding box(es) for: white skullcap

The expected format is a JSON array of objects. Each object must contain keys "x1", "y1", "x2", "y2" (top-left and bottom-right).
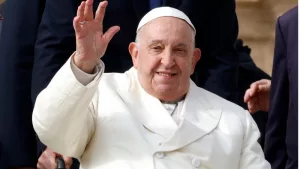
[{"x1": 136, "y1": 7, "x2": 196, "y2": 34}]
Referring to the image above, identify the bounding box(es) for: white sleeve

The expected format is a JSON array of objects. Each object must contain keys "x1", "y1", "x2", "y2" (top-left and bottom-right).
[
  {"x1": 70, "y1": 57, "x2": 101, "y2": 86},
  {"x1": 32, "y1": 53, "x2": 104, "y2": 159},
  {"x1": 239, "y1": 110, "x2": 271, "y2": 169}
]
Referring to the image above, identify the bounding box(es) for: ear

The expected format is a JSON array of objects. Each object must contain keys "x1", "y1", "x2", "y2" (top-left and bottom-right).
[
  {"x1": 129, "y1": 42, "x2": 139, "y2": 69},
  {"x1": 191, "y1": 48, "x2": 201, "y2": 74}
]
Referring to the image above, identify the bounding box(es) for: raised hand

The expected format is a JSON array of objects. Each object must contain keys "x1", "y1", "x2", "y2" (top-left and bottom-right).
[
  {"x1": 73, "y1": 0, "x2": 120, "y2": 73},
  {"x1": 244, "y1": 79, "x2": 271, "y2": 113}
]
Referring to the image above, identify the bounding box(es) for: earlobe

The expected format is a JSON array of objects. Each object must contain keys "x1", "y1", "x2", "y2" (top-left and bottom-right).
[{"x1": 129, "y1": 42, "x2": 138, "y2": 68}]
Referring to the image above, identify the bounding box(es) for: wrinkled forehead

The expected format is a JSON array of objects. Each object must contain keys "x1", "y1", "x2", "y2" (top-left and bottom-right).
[{"x1": 139, "y1": 17, "x2": 195, "y2": 44}]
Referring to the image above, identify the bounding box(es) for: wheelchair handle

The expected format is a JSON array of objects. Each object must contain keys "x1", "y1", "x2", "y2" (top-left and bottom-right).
[{"x1": 56, "y1": 157, "x2": 66, "y2": 169}]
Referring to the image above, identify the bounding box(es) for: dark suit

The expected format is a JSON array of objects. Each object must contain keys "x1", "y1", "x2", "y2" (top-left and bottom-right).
[
  {"x1": 0, "y1": 0, "x2": 45, "y2": 167},
  {"x1": 264, "y1": 6, "x2": 298, "y2": 169},
  {"x1": 234, "y1": 39, "x2": 270, "y2": 149},
  {"x1": 0, "y1": 0, "x2": 238, "y2": 168},
  {"x1": 0, "y1": 2, "x2": 4, "y2": 35}
]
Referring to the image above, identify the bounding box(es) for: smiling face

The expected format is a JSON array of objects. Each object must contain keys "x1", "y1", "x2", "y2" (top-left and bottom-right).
[{"x1": 129, "y1": 17, "x2": 201, "y2": 102}]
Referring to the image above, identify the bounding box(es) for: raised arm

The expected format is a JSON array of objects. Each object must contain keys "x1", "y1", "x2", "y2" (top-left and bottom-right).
[{"x1": 32, "y1": 0, "x2": 119, "y2": 159}]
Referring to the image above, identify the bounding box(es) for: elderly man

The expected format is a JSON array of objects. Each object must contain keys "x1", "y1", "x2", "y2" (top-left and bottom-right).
[{"x1": 32, "y1": 1, "x2": 270, "y2": 168}]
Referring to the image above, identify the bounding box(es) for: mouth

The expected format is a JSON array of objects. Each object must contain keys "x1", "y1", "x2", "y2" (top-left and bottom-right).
[{"x1": 156, "y1": 72, "x2": 177, "y2": 77}]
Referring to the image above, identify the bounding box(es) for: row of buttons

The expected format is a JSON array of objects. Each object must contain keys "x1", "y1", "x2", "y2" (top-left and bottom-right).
[{"x1": 154, "y1": 152, "x2": 201, "y2": 167}]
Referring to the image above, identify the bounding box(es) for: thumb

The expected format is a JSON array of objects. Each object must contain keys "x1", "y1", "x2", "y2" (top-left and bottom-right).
[
  {"x1": 255, "y1": 79, "x2": 270, "y2": 85},
  {"x1": 103, "y1": 26, "x2": 120, "y2": 43}
]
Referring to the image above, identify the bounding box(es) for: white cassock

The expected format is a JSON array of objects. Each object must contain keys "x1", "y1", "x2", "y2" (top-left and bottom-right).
[{"x1": 32, "y1": 55, "x2": 271, "y2": 169}]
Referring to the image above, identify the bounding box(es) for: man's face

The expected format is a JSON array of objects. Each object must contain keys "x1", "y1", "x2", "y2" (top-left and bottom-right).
[{"x1": 129, "y1": 17, "x2": 201, "y2": 102}]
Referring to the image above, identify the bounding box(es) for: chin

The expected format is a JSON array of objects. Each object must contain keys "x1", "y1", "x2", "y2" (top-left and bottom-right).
[
  {"x1": 154, "y1": 86, "x2": 179, "y2": 100},
  {"x1": 156, "y1": 85, "x2": 175, "y2": 93}
]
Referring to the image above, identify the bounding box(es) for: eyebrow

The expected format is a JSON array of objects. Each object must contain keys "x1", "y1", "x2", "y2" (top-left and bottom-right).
[
  {"x1": 148, "y1": 40, "x2": 164, "y2": 45},
  {"x1": 148, "y1": 40, "x2": 188, "y2": 47},
  {"x1": 175, "y1": 43, "x2": 188, "y2": 48}
]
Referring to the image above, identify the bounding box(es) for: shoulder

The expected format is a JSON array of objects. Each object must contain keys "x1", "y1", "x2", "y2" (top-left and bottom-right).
[
  {"x1": 279, "y1": 6, "x2": 298, "y2": 24},
  {"x1": 197, "y1": 86, "x2": 246, "y2": 114},
  {"x1": 99, "y1": 67, "x2": 136, "y2": 91},
  {"x1": 277, "y1": 6, "x2": 298, "y2": 32},
  {"x1": 194, "y1": 86, "x2": 250, "y2": 131}
]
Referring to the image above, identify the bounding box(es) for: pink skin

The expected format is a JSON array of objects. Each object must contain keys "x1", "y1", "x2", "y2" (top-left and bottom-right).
[{"x1": 129, "y1": 17, "x2": 201, "y2": 102}]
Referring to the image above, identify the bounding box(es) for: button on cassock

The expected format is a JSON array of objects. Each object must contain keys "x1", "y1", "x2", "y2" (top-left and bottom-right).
[
  {"x1": 155, "y1": 152, "x2": 165, "y2": 159},
  {"x1": 191, "y1": 158, "x2": 201, "y2": 167}
]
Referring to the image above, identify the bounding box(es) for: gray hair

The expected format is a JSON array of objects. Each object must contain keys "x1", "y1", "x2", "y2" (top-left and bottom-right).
[{"x1": 135, "y1": 27, "x2": 196, "y2": 47}]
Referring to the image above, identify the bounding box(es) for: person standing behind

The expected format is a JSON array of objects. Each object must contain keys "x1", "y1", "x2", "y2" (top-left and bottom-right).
[
  {"x1": 0, "y1": 0, "x2": 81, "y2": 168},
  {"x1": 264, "y1": 6, "x2": 298, "y2": 169},
  {"x1": 244, "y1": 6, "x2": 298, "y2": 169},
  {"x1": 0, "y1": 0, "x2": 45, "y2": 168}
]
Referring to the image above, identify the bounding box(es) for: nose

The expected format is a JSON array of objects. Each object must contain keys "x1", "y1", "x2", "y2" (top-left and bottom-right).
[{"x1": 161, "y1": 51, "x2": 175, "y2": 68}]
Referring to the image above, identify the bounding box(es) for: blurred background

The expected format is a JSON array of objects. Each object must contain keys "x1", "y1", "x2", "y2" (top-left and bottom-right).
[
  {"x1": 0, "y1": 0, "x2": 4, "y2": 33},
  {"x1": 0, "y1": 0, "x2": 298, "y2": 75},
  {"x1": 236, "y1": 0, "x2": 298, "y2": 75}
]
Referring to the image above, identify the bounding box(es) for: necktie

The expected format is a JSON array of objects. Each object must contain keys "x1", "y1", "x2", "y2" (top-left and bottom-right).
[{"x1": 149, "y1": 0, "x2": 161, "y2": 10}]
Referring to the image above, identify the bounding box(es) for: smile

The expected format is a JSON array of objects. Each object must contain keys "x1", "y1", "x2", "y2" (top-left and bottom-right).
[{"x1": 156, "y1": 72, "x2": 177, "y2": 77}]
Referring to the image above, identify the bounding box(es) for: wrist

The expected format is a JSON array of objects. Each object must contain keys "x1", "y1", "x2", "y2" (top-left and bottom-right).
[{"x1": 73, "y1": 53, "x2": 97, "y2": 74}]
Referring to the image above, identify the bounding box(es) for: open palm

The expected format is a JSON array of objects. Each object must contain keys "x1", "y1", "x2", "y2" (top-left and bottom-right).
[{"x1": 73, "y1": 0, "x2": 120, "y2": 73}]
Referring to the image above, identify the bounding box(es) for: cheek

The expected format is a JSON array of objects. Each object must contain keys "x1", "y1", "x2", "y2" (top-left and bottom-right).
[
  {"x1": 176, "y1": 59, "x2": 191, "y2": 73},
  {"x1": 141, "y1": 57, "x2": 161, "y2": 73}
]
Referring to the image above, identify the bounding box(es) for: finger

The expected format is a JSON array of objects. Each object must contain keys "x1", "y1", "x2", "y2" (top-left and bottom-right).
[
  {"x1": 77, "y1": 1, "x2": 85, "y2": 21},
  {"x1": 249, "y1": 84, "x2": 259, "y2": 97},
  {"x1": 84, "y1": 0, "x2": 94, "y2": 20},
  {"x1": 37, "y1": 159, "x2": 43, "y2": 169},
  {"x1": 63, "y1": 157, "x2": 73, "y2": 166},
  {"x1": 248, "y1": 100, "x2": 257, "y2": 114},
  {"x1": 257, "y1": 79, "x2": 271, "y2": 85},
  {"x1": 103, "y1": 26, "x2": 120, "y2": 43},
  {"x1": 250, "y1": 98, "x2": 260, "y2": 113},
  {"x1": 73, "y1": 16, "x2": 82, "y2": 33},
  {"x1": 248, "y1": 100, "x2": 253, "y2": 112},
  {"x1": 244, "y1": 89, "x2": 251, "y2": 102},
  {"x1": 44, "y1": 150, "x2": 58, "y2": 169},
  {"x1": 37, "y1": 156, "x2": 46, "y2": 169},
  {"x1": 251, "y1": 79, "x2": 270, "y2": 87},
  {"x1": 95, "y1": 1, "x2": 108, "y2": 22},
  {"x1": 37, "y1": 163, "x2": 46, "y2": 169},
  {"x1": 258, "y1": 84, "x2": 270, "y2": 92},
  {"x1": 49, "y1": 156, "x2": 57, "y2": 169}
]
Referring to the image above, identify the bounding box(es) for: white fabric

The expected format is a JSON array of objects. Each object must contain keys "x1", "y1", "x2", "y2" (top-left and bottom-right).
[
  {"x1": 162, "y1": 101, "x2": 183, "y2": 125},
  {"x1": 70, "y1": 58, "x2": 183, "y2": 125},
  {"x1": 32, "y1": 55, "x2": 270, "y2": 169},
  {"x1": 137, "y1": 7, "x2": 196, "y2": 33},
  {"x1": 70, "y1": 58, "x2": 100, "y2": 86}
]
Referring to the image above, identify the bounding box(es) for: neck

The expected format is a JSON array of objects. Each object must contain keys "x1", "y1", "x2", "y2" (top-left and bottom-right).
[{"x1": 160, "y1": 94, "x2": 186, "y2": 104}]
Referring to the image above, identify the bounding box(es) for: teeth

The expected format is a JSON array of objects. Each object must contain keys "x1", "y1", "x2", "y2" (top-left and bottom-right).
[{"x1": 158, "y1": 73, "x2": 173, "y2": 76}]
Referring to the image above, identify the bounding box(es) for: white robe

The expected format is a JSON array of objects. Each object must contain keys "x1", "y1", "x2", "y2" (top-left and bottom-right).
[{"x1": 32, "y1": 56, "x2": 270, "y2": 169}]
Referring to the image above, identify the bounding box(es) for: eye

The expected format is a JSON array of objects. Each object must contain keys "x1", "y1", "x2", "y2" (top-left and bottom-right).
[
  {"x1": 175, "y1": 48, "x2": 186, "y2": 52},
  {"x1": 153, "y1": 46, "x2": 162, "y2": 49},
  {"x1": 151, "y1": 46, "x2": 163, "y2": 51}
]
